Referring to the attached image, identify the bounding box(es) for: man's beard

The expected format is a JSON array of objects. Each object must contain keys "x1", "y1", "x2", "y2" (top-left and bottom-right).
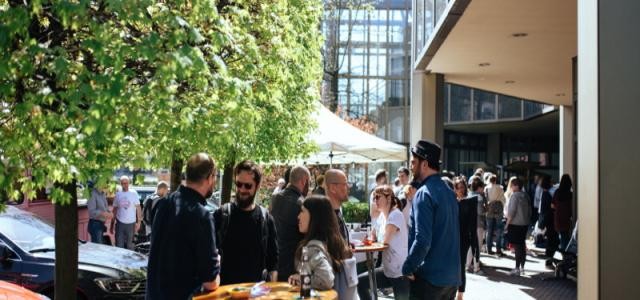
[{"x1": 236, "y1": 193, "x2": 255, "y2": 209}]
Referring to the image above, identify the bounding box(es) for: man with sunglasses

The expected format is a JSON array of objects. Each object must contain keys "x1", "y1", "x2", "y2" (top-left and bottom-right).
[
  {"x1": 402, "y1": 140, "x2": 461, "y2": 300},
  {"x1": 214, "y1": 160, "x2": 279, "y2": 285}
]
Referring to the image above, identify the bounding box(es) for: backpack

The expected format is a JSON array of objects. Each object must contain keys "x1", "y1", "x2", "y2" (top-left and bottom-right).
[
  {"x1": 142, "y1": 194, "x2": 163, "y2": 227},
  {"x1": 216, "y1": 202, "x2": 271, "y2": 275}
]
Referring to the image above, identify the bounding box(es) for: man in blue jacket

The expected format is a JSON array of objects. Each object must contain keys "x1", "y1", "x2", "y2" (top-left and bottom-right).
[{"x1": 402, "y1": 140, "x2": 461, "y2": 299}]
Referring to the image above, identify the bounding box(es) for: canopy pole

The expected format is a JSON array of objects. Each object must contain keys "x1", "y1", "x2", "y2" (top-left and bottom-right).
[{"x1": 329, "y1": 151, "x2": 334, "y2": 168}]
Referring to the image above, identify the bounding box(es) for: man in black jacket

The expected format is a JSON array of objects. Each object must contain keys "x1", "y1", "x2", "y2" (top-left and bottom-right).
[
  {"x1": 270, "y1": 165, "x2": 310, "y2": 281},
  {"x1": 214, "y1": 160, "x2": 278, "y2": 284},
  {"x1": 146, "y1": 153, "x2": 220, "y2": 300}
]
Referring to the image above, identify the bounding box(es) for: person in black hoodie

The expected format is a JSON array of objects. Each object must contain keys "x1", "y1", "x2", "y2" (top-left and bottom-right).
[
  {"x1": 538, "y1": 176, "x2": 559, "y2": 260},
  {"x1": 453, "y1": 177, "x2": 477, "y2": 300},
  {"x1": 270, "y1": 165, "x2": 311, "y2": 281}
]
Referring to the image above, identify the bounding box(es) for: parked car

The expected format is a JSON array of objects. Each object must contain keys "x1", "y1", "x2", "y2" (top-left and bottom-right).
[
  {"x1": 0, "y1": 280, "x2": 49, "y2": 299},
  {"x1": 131, "y1": 186, "x2": 157, "y2": 206},
  {"x1": 0, "y1": 206, "x2": 148, "y2": 299}
]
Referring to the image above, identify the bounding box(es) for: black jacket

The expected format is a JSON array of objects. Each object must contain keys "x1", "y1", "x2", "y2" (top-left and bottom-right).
[
  {"x1": 269, "y1": 186, "x2": 304, "y2": 280},
  {"x1": 146, "y1": 186, "x2": 220, "y2": 300}
]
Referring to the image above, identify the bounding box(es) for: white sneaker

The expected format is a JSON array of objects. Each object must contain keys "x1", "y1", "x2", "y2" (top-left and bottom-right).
[
  {"x1": 520, "y1": 268, "x2": 525, "y2": 276},
  {"x1": 509, "y1": 268, "x2": 521, "y2": 276}
]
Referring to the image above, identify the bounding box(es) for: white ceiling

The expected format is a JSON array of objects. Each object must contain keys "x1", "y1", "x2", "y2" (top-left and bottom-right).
[{"x1": 425, "y1": 0, "x2": 576, "y2": 106}]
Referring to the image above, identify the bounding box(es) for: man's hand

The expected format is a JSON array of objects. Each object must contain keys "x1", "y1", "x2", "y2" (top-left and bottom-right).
[
  {"x1": 269, "y1": 271, "x2": 278, "y2": 282},
  {"x1": 288, "y1": 274, "x2": 300, "y2": 286},
  {"x1": 405, "y1": 274, "x2": 415, "y2": 281},
  {"x1": 202, "y1": 275, "x2": 220, "y2": 291},
  {"x1": 102, "y1": 211, "x2": 113, "y2": 220},
  {"x1": 134, "y1": 222, "x2": 140, "y2": 233}
]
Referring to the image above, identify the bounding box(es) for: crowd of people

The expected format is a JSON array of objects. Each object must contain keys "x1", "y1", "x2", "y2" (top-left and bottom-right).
[{"x1": 85, "y1": 138, "x2": 575, "y2": 300}]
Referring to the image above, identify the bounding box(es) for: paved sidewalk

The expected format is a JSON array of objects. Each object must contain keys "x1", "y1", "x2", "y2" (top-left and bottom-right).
[{"x1": 379, "y1": 242, "x2": 576, "y2": 300}]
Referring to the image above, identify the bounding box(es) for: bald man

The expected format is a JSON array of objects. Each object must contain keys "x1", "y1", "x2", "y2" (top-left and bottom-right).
[
  {"x1": 324, "y1": 169, "x2": 350, "y2": 243},
  {"x1": 270, "y1": 165, "x2": 310, "y2": 281}
]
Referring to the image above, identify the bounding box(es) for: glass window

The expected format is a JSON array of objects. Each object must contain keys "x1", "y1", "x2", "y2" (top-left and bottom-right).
[
  {"x1": 473, "y1": 90, "x2": 496, "y2": 120},
  {"x1": 498, "y1": 95, "x2": 522, "y2": 119},
  {"x1": 524, "y1": 101, "x2": 544, "y2": 118},
  {"x1": 450, "y1": 85, "x2": 471, "y2": 122},
  {"x1": 444, "y1": 87, "x2": 449, "y2": 122},
  {"x1": 389, "y1": 54, "x2": 405, "y2": 76},
  {"x1": 368, "y1": 78, "x2": 385, "y2": 108},
  {"x1": 350, "y1": 48, "x2": 366, "y2": 75},
  {"x1": 435, "y1": 0, "x2": 447, "y2": 26},
  {"x1": 388, "y1": 80, "x2": 405, "y2": 107},
  {"x1": 424, "y1": 0, "x2": 435, "y2": 41},
  {"x1": 351, "y1": 25, "x2": 367, "y2": 43},
  {"x1": 388, "y1": 110, "x2": 405, "y2": 142},
  {"x1": 415, "y1": 0, "x2": 424, "y2": 52},
  {"x1": 0, "y1": 212, "x2": 55, "y2": 252}
]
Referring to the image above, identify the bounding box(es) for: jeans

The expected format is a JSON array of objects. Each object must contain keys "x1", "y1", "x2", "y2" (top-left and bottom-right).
[
  {"x1": 409, "y1": 276, "x2": 456, "y2": 300},
  {"x1": 486, "y1": 217, "x2": 504, "y2": 253},
  {"x1": 357, "y1": 267, "x2": 409, "y2": 300},
  {"x1": 115, "y1": 220, "x2": 135, "y2": 250},
  {"x1": 88, "y1": 219, "x2": 106, "y2": 244}
]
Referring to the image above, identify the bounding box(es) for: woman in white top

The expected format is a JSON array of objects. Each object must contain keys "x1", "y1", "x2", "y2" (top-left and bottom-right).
[{"x1": 357, "y1": 185, "x2": 409, "y2": 300}]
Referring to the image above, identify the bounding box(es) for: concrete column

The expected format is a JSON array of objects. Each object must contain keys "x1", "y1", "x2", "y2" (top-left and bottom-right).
[
  {"x1": 579, "y1": 0, "x2": 640, "y2": 299},
  {"x1": 577, "y1": 0, "x2": 599, "y2": 299},
  {"x1": 410, "y1": 71, "x2": 444, "y2": 147},
  {"x1": 559, "y1": 105, "x2": 574, "y2": 179}
]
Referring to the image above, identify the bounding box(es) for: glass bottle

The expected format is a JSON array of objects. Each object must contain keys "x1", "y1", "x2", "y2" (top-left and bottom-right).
[{"x1": 299, "y1": 246, "x2": 311, "y2": 298}]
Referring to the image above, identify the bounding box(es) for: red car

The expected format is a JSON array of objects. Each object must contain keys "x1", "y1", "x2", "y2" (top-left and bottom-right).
[{"x1": 0, "y1": 280, "x2": 49, "y2": 299}]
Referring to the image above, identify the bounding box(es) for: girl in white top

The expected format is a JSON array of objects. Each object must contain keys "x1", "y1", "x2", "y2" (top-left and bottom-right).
[{"x1": 357, "y1": 185, "x2": 409, "y2": 300}]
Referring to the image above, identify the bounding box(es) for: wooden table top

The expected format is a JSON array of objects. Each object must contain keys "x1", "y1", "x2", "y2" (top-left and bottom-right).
[
  {"x1": 193, "y1": 282, "x2": 338, "y2": 300},
  {"x1": 353, "y1": 242, "x2": 388, "y2": 253}
]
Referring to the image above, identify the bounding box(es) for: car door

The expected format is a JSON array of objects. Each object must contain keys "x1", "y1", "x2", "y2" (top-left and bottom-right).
[{"x1": 0, "y1": 239, "x2": 22, "y2": 285}]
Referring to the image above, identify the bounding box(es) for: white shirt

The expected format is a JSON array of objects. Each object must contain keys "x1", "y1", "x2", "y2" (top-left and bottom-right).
[
  {"x1": 114, "y1": 190, "x2": 140, "y2": 224},
  {"x1": 376, "y1": 209, "x2": 408, "y2": 278},
  {"x1": 485, "y1": 184, "x2": 505, "y2": 205}
]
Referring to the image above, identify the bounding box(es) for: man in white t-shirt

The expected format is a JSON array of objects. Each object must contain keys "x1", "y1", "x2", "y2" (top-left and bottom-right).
[{"x1": 110, "y1": 176, "x2": 142, "y2": 249}]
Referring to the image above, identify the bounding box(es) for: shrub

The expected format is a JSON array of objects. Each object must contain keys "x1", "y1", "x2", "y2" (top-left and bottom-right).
[{"x1": 342, "y1": 202, "x2": 369, "y2": 224}]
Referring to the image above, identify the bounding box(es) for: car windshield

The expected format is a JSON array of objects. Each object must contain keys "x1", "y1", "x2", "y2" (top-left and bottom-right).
[{"x1": 0, "y1": 210, "x2": 55, "y2": 253}]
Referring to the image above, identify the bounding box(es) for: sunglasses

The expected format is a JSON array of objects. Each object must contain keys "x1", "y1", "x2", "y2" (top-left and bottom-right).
[
  {"x1": 374, "y1": 193, "x2": 390, "y2": 200},
  {"x1": 235, "y1": 181, "x2": 254, "y2": 190}
]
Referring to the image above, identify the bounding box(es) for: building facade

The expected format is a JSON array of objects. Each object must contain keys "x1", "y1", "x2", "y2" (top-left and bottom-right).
[
  {"x1": 321, "y1": 0, "x2": 412, "y2": 198},
  {"x1": 410, "y1": 0, "x2": 640, "y2": 298}
]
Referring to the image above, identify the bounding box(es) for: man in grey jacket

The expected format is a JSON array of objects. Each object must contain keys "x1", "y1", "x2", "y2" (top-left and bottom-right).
[
  {"x1": 87, "y1": 184, "x2": 112, "y2": 244},
  {"x1": 270, "y1": 165, "x2": 310, "y2": 281}
]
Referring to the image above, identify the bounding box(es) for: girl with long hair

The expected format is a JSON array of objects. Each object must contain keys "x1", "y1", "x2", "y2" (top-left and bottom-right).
[
  {"x1": 552, "y1": 174, "x2": 573, "y2": 251},
  {"x1": 454, "y1": 177, "x2": 477, "y2": 300},
  {"x1": 288, "y1": 195, "x2": 351, "y2": 290},
  {"x1": 357, "y1": 185, "x2": 409, "y2": 300}
]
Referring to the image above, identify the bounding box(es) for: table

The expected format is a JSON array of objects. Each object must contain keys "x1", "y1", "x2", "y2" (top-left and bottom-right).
[
  {"x1": 193, "y1": 282, "x2": 338, "y2": 300},
  {"x1": 354, "y1": 243, "x2": 388, "y2": 300}
]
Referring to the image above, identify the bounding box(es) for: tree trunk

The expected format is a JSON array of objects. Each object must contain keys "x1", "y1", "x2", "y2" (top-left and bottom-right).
[
  {"x1": 221, "y1": 162, "x2": 234, "y2": 204},
  {"x1": 54, "y1": 179, "x2": 78, "y2": 300},
  {"x1": 170, "y1": 150, "x2": 184, "y2": 192}
]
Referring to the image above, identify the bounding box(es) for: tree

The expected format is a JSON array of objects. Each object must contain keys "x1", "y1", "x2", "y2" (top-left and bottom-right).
[
  {"x1": 0, "y1": 1, "x2": 242, "y2": 298},
  {"x1": 1, "y1": 1, "x2": 323, "y2": 297},
  {"x1": 321, "y1": 0, "x2": 373, "y2": 111},
  {"x1": 142, "y1": 0, "x2": 324, "y2": 201}
]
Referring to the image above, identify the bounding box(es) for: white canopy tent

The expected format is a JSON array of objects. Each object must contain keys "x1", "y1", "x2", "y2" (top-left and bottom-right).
[{"x1": 296, "y1": 103, "x2": 408, "y2": 166}]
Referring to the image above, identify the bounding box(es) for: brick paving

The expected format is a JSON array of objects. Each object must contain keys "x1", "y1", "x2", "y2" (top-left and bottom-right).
[{"x1": 378, "y1": 241, "x2": 576, "y2": 300}]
